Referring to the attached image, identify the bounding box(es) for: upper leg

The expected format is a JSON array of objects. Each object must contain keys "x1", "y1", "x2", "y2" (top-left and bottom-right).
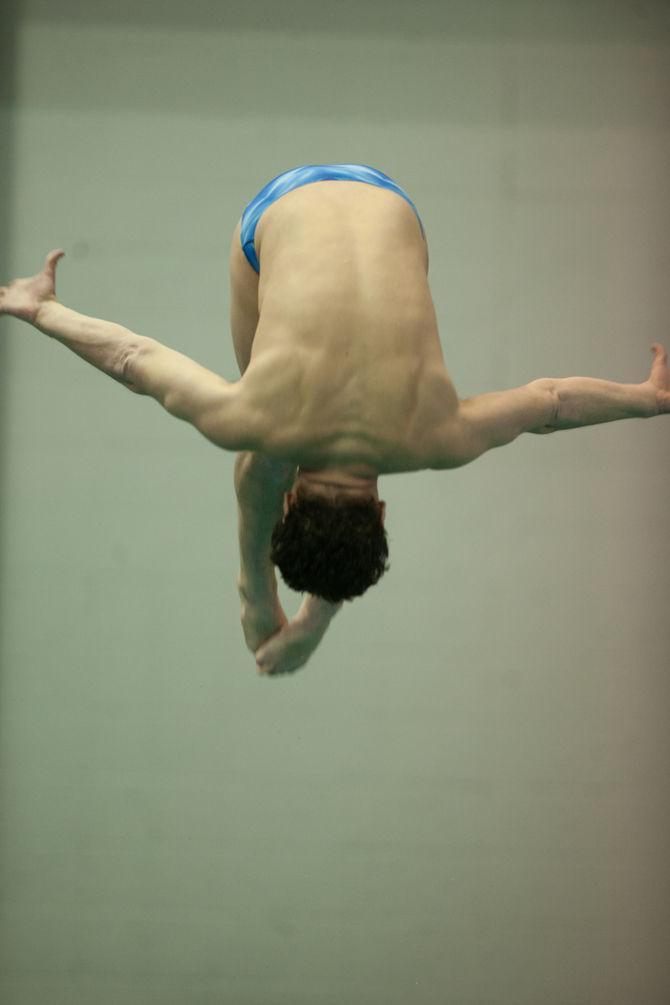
[{"x1": 229, "y1": 218, "x2": 260, "y2": 376}]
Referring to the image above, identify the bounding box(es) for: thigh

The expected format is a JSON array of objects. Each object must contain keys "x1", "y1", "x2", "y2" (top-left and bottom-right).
[{"x1": 229, "y1": 217, "x2": 260, "y2": 376}]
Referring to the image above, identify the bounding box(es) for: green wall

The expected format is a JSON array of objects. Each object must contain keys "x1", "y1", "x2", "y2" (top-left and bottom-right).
[{"x1": 1, "y1": 2, "x2": 669, "y2": 1003}]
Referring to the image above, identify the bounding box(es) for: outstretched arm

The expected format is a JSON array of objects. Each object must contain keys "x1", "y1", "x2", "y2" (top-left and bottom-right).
[
  {"x1": 0, "y1": 250, "x2": 250, "y2": 451},
  {"x1": 446, "y1": 345, "x2": 666, "y2": 466}
]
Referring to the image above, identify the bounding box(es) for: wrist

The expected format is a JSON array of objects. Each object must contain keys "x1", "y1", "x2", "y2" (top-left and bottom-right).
[
  {"x1": 33, "y1": 297, "x2": 60, "y2": 331},
  {"x1": 639, "y1": 380, "x2": 661, "y2": 418}
]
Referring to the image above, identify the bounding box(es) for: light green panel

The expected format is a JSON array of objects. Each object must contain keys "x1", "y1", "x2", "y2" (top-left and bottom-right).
[{"x1": 1, "y1": 2, "x2": 668, "y2": 1004}]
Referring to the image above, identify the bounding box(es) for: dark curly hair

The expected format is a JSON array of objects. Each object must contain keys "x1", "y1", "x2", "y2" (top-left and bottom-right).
[{"x1": 269, "y1": 486, "x2": 390, "y2": 603}]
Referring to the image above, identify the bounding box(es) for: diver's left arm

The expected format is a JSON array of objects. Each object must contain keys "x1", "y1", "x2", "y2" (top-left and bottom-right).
[
  {"x1": 446, "y1": 344, "x2": 666, "y2": 466},
  {"x1": 33, "y1": 299, "x2": 251, "y2": 450},
  {"x1": 1, "y1": 250, "x2": 250, "y2": 451}
]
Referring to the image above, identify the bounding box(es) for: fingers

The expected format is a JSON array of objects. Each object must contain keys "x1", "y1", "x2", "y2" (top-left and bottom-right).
[
  {"x1": 255, "y1": 638, "x2": 294, "y2": 676},
  {"x1": 45, "y1": 249, "x2": 65, "y2": 273},
  {"x1": 651, "y1": 342, "x2": 667, "y2": 360},
  {"x1": 255, "y1": 639, "x2": 274, "y2": 674}
]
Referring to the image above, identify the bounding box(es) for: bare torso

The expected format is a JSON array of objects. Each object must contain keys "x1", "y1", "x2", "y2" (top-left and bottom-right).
[{"x1": 237, "y1": 180, "x2": 460, "y2": 474}]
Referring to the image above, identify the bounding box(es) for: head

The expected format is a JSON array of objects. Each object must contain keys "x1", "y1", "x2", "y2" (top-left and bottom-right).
[{"x1": 269, "y1": 467, "x2": 389, "y2": 603}]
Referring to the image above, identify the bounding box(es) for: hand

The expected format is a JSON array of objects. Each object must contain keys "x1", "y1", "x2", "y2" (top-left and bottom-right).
[
  {"x1": 646, "y1": 343, "x2": 670, "y2": 414},
  {"x1": 238, "y1": 577, "x2": 289, "y2": 655},
  {"x1": 255, "y1": 596, "x2": 343, "y2": 677},
  {"x1": 0, "y1": 249, "x2": 65, "y2": 325}
]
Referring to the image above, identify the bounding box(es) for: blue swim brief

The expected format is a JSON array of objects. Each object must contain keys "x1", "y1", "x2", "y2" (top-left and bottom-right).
[{"x1": 240, "y1": 163, "x2": 425, "y2": 274}]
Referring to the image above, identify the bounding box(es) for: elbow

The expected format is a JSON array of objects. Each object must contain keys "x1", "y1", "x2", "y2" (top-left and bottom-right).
[
  {"x1": 120, "y1": 337, "x2": 150, "y2": 395},
  {"x1": 532, "y1": 378, "x2": 560, "y2": 429}
]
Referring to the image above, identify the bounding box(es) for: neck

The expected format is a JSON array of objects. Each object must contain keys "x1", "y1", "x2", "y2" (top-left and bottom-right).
[
  {"x1": 287, "y1": 464, "x2": 385, "y2": 521},
  {"x1": 298, "y1": 465, "x2": 379, "y2": 492}
]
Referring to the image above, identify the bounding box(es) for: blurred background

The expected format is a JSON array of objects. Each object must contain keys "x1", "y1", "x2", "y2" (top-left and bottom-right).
[{"x1": 1, "y1": 2, "x2": 669, "y2": 1003}]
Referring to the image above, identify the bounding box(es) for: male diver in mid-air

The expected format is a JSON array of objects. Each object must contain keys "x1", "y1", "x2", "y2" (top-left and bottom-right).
[{"x1": 2, "y1": 164, "x2": 668, "y2": 675}]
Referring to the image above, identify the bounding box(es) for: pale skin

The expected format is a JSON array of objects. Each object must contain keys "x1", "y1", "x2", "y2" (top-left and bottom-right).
[{"x1": 1, "y1": 235, "x2": 668, "y2": 675}]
